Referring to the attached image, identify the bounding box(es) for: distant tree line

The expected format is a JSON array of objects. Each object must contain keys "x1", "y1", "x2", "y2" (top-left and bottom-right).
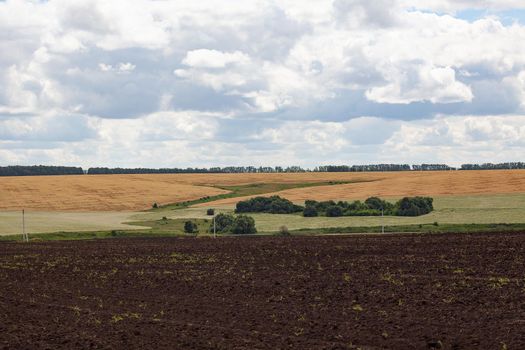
[
  {"x1": 0, "y1": 165, "x2": 84, "y2": 176},
  {"x1": 85, "y1": 164, "x2": 453, "y2": 174},
  {"x1": 2, "y1": 162, "x2": 525, "y2": 176},
  {"x1": 412, "y1": 164, "x2": 455, "y2": 171},
  {"x1": 235, "y1": 195, "x2": 434, "y2": 217},
  {"x1": 316, "y1": 164, "x2": 411, "y2": 172},
  {"x1": 460, "y1": 162, "x2": 525, "y2": 170},
  {"x1": 86, "y1": 166, "x2": 307, "y2": 174}
]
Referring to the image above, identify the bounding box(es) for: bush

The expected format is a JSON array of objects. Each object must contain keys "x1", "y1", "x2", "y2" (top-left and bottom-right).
[
  {"x1": 213, "y1": 213, "x2": 235, "y2": 233},
  {"x1": 326, "y1": 205, "x2": 343, "y2": 217},
  {"x1": 396, "y1": 197, "x2": 434, "y2": 216},
  {"x1": 206, "y1": 208, "x2": 215, "y2": 216},
  {"x1": 304, "y1": 200, "x2": 319, "y2": 207},
  {"x1": 315, "y1": 200, "x2": 337, "y2": 212},
  {"x1": 336, "y1": 201, "x2": 350, "y2": 209},
  {"x1": 231, "y1": 215, "x2": 257, "y2": 234},
  {"x1": 396, "y1": 203, "x2": 420, "y2": 216},
  {"x1": 209, "y1": 213, "x2": 257, "y2": 234},
  {"x1": 347, "y1": 200, "x2": 369, "y2": 212},
  {"x1": 152, "y1": 202, "x2": 158, "y2": 209},
  {"x1": 364, "y1": 197, "x2": 383, "y2": 210},
  {"x1": 303, "y1": 206, "x2": 319, "y2": 217},
  {"x1": 184, "y1": 221, "x2": 198, "y2": 233},
  {"x1": 235, "y1": 196, "x2": 303, "y2": 214},
  {"x1": 345, "y1": 209, "x2": 381, "y2": 216},
  {"x1": 364, "y1": 197, "x2": 394, "y2": 212}
]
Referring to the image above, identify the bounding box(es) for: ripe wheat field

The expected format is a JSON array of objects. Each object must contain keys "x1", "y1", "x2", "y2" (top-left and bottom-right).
[{"x1": 0, "y1": 170, "x2": 524, "y2": 211}]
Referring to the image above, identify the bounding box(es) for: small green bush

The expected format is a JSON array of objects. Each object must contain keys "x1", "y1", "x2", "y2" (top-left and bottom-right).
[
  {"x1": 206, "y1": 208, "x2": 215, "y2": 216},
  {"x1": 184, "y1": 221, "x2": 198, "y2": 234},
  {"x1": 231, "y1": 215, "x2": 257, "y2": 234}
]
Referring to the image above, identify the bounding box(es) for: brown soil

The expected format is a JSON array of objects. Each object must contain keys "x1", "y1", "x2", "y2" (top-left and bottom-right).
[
  {"x1": 1, "y1": 233, "x2": 525, "y2": 349},
  {"x1": 0, "y1": 170, "x2": 524, "y2": 211}
]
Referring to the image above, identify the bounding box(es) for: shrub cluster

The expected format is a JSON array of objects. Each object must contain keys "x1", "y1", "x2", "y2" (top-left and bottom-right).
[
  {"x1": 184, "y1": 221, "x2": 198, "y2": 233},
  {"x1": 235, "y1": 196, "x2": 303, "y2": 214},
  {"x1": 303, "y1": 196, "x2": 433, "y2": 217},
  {"x1": 210, "y1": 213, "x2": 257, "y2": 234},
  {"x1": 396, "y1": 197, "x2": 434, "y2": 216},
  {"x1": 234, "y1": 195, "x2": 433, "y2": 218}
]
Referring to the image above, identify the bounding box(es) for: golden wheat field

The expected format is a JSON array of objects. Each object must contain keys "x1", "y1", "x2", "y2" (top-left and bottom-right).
[
  {"x1": 194, "y1": 169, "x2": 525, "y2": 207},
  {"x1": 0, "y1": 170, "x2": 524, "y2": 211},
  {"x1": 0, "y1": 174, "x2": 229, "y2": 211}
]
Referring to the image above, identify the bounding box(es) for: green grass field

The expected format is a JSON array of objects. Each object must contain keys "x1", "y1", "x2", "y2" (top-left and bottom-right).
[
  {"x1": 1, "y1": 190, "x2": 524, "y2": 239},
  {"x1": 140, "y1": 193, "x2": 525, "y2": 232},
  {"x1": 0, "y1": 211, "x2": 149, "y2": 236}
]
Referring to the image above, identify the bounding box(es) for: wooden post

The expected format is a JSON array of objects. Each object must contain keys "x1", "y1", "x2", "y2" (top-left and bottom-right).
[
  {"x1": 381, "y1": 208, "x2": 384, "y2": 234},
  {"x1": 22, "y1": 209, "x2": 28, "y2": 242}
]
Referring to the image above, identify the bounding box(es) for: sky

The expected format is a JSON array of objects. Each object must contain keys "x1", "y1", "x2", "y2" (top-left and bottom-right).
[{"x1": 1, "y1": 0, "x2": 525, "y2": 168}]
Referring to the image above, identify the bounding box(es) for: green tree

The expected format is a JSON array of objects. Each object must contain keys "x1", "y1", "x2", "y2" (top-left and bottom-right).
[
  {"x1": 303, "y1": 206, "x2": 319, "y2": 217},
  {"x1": 365, "y1": 197, "x2": 384, "y2": 210},
  {"x1": 326, "y1": 205, "x2": 343, "y2": 217},
  {"x1": 184, "y1": 220, "x2": 198, "y2": 233},
  {"x1": 396, "y1": 197, "x2": 433, "y2": 216},
  {"x1": 212, "y1": 213, "x2": 235, "y2": 233},
  {"x1": 231, "y1": 215, "x2": 257, "y2": 234}
]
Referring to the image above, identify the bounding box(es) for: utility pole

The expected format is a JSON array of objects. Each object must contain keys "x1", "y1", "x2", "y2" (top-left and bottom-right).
[
  {"x1": 213, "y1": 214, "x2": 216, "y2": 239},
  {"x1": 22, "y1": 209, "x2": 28, "y2": 242},
  {"x1": 381, "y1": 207, "x2": 384, "y2": 234}
]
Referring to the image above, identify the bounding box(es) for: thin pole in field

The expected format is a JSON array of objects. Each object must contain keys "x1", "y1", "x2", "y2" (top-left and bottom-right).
[
  {"x1": 381, "y1": 207, "x2": 384, "y2": 234},
  {"x1": 213, "y1": 214, "x2": 216, "y2": 238},
  {"x1": 22, "y1": 209, "x2": 28, "y2": 242}
]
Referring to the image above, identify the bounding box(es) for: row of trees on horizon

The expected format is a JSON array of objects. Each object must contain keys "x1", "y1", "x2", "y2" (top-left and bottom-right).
[{"x1": 1, "y1": 162, "x2": 525, "y2": 176}]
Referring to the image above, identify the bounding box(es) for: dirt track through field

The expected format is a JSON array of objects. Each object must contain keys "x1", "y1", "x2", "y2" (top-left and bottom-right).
[
  {"x1": 1, "y1": 233, "x2": 525, "y2": 349},
  {"x1": 0, "y1": 170, "x2": 524, "y2": 211}
]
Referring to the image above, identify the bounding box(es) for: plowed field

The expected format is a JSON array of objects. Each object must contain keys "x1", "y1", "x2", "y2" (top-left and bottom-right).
[
  {"x1": 1, "y1": 233, "x2": 525, "y2": 349},
  {"x1": 0, "y1": 170, "x2": 524, "y2": 211}
]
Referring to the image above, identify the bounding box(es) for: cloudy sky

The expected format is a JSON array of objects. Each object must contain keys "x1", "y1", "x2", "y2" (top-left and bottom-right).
[{"x1": 1, "y1": 0, "x2": 525, "y2": 168}]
